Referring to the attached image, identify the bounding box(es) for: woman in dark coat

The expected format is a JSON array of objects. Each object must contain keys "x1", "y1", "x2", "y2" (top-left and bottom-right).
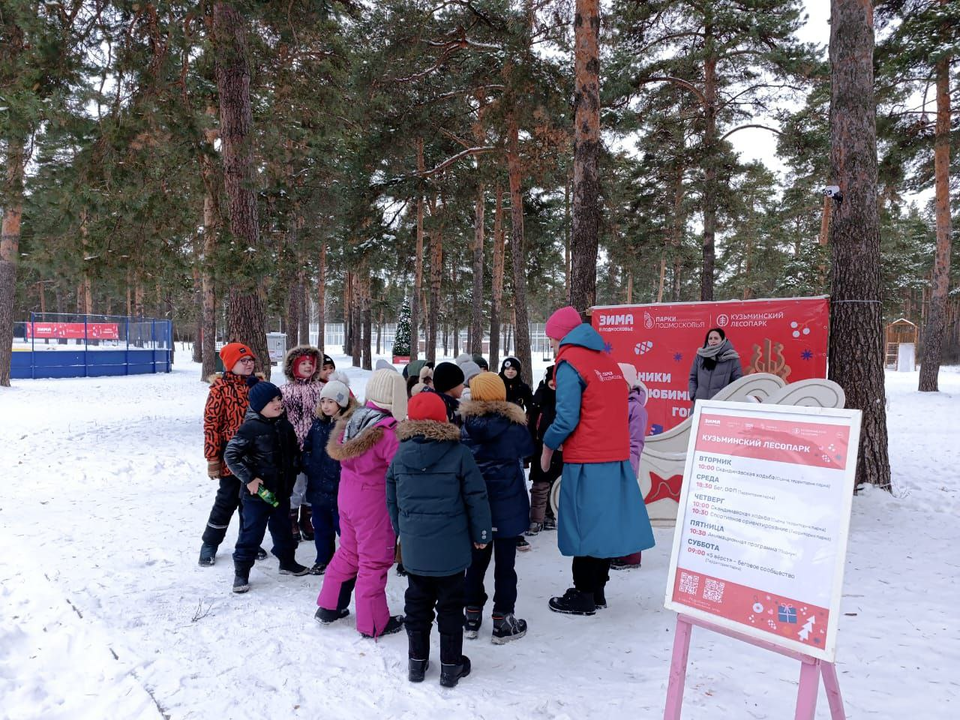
[
  {"x1": 498, "y1": 357, "x2": 534, "y2": 412},
  {"x1": 688, "y1": 328, "x2": 744, "y2": 402}
]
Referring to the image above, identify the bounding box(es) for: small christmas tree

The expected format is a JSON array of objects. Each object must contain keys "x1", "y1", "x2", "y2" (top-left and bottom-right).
[{"x1": 393, "y1": 299, "x2": 411, "y2": 357}]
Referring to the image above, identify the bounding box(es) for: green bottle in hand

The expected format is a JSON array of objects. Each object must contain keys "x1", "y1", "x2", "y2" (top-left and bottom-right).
[{"x1": 257, "y1": 486, "x2": 279, "y2": 507}]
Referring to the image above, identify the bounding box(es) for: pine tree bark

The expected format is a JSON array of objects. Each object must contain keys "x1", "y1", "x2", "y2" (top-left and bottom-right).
[
  {"x1": 471, "y1": 185, "x2": 485, "y2": 354},
  {"x1": 410, "y1": 138, "x2": 425, "y2": 361},
  {"x1": 506, "y1": 118, "x2": 533, "y2": 386},
  {"x1": 200, "y1": 107, "x2": 220, "y2": 380},
  {"x1": 0, "y1": 138, "x2": 25, "y2": 387},
  {"x1": 490, "y1": 185, "x2": 505, "y2": 368},
  {"x1": 828, "y1": 0, "x2": 891, "y2": 490},
  {"x1": 213, "y1": 2, "x2": 269, "y2": 378},
  {"x1": 192, "y1": 261, "x2": 203, "y2": 363},
  {"x1": 569, "y1": 0, "x2": 601, "y2": 313},
  {"x1": 361, "y1": 272, "x2": 372, "y2": 370},
  {"x1": 317, "y1": 239, "x2": 326, "y2": 353},
  {"x1": 285, "y1": 264, "x2": 300, "y2": 349},
  {"x1": 701, "y1": 31, "x2": 718, "y2": 302},
  {"x1": 427, "y1": 203, "x2": 444, "y2": 365},
  {"x1": 299, "y1": 270, "x2": 310, "y2": 347},
  {"x1": 918, "y1": 5, "x2": 952, "y2": 393}
]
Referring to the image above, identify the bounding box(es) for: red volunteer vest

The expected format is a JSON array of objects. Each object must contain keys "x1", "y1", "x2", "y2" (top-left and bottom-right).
[{"x1": 555, "y1": 344, "x2": 630, "y2": 464}]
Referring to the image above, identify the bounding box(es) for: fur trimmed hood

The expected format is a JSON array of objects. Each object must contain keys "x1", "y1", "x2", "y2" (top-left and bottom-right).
[
  {"x1": 325, "y1": 409, "x2": 392, "y2": 461},
  {"x1": 458, "y1": 399, "x2": 528, "y2": 425},
  {"x1": 396, "y1": 419, "x2": 462, "y2": 442},
  {"x1": 283, "y1": 345, "x2": 323, "y2": 382}
]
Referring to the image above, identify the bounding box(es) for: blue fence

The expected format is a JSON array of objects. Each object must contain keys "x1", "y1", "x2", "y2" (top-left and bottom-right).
[{"x1": 12, "y1": 313, "x2": 173, "y2": 379}]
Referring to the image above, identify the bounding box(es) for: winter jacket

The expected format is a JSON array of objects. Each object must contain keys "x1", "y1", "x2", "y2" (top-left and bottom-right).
[
  {"x1": 528, "y1": 378, "x2": 557, "y2": 444},
  {"x1": 223, "y1": 408, "x2": 301, "y2": 500},
  {"x1": 545, "y1": 322, "x2": 655, "y2": 558},
  {"x1": 280, "y1": 345, "x2": 326, "y2": 447},
  {"x1": 627, "y1": 386, "x2": 649, "y2": 476},
  {"x1": 460, "y1": 400, "x2": 535, "y2": 538},
  {"x1": 326, "y1": 403, "x2": 400, "y2": 492},
  {"x1": 386, "y1": 419, "x2": 493, "y2": 577},
  {"x1": 421, "y1": 386, "x2": 462, "y2": 426},
  {"x1": 203, "y1": 371, "x2": 261, "y2": 476},
  {"x1": 500, "y1": 375, "x2": 533, "y2": 412},
  {"x1": 303, "y1": 398, "x2": 358, "y2": 509},
  {"x1": 688, "y1": 348, "x2": 744, "y2": 402},
  {"x1": 544, "y1": 324, "x2": 630, "y2": 463}
]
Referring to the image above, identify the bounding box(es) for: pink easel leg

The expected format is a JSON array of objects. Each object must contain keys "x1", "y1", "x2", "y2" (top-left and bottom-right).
[
  {"x1": 820, "y1": 662, "x2": 846, "y2": 719},
  {"x1": 663, "y1": 616, "x2": 693, "y2": 720},
  {"x1": 794, "y1": 659, "x2": 821, "y2": 720}
]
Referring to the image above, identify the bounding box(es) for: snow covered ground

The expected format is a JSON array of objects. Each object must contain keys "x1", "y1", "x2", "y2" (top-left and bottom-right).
[{"x1": 0, "y1": 352, "x2": 958, "y2": 719}]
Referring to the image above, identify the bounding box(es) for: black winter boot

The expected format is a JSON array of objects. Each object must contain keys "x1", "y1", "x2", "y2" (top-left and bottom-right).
[
  {"x1": 491, "y1": 613, "x2": 527, "y2": 644},
  {"x1": 314, "y1": 607, "x2": 350, "y2": 624},
  {"x1": 439, "y1": 633, "x2": 471, "y2": 688},
  {"x1": 548, "y1": 588, "x2": 597, "y2": 616},
  {"x1": 463, "y1": 606, "x2": 482, "y2": 640},
  {"x1": 594, "y1": 588, "x2": 608, "y2": 610},
  {"x1": 361, "y1": 615, "x2": 404, "y2": 638},
  {"x1": 278, "y1": 560, "x2": 310, "y2": 576},
  {"x1": 299, "y1": 505, "x2": 314, "y2": 541},
  {"x1": 407, "y1": 628, "x2": 431, "y2": 683},
  {"x1": 232, "y1": 563, "x2": 252, "y2": 594},
  {"x1": 198, "y1": 543, "x2": 218, "y2": 567}
]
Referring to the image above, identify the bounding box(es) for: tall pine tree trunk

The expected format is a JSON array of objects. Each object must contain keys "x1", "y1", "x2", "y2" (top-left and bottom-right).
[
  {"x1": 361, "y1": 272, "x2": 372, "y2": 370},
  {"x1": 828, "y1": 0, "x2": 891, "y2": 490},
  {"x1": 918, "y1": 7, "x2": 952, "y2": 392},
  {"x1": 200, "y1": 107, "x2": 220, "y2": 380},
  {"x1": 192, "y1": 261, "x2": 203, "y2": 363},
  {"x1": 701, "y1": 35, "x2": 718, "y2": 302},
  {"x1": 214, "y1": 2, "x2": 269, "y2": 378},
  {"x1": 0, "y1": 138, "x2": 25, "y2": 387},
  {"x1": 410, "y1": 137, "x2": 425, "y2": 361},
  {"x1": 569, "y1": 0, "x2": 601, "y2": 313},
  {"x1": 427, "y1": 206, "x2": 444, "y2": 365},
  {"x1": 317, "y1": 239, "x2": 326, "y2": 352},
  {"x1": 299, "y1": 271, "x2": 310, "y2": 347},
  {"x1": 471, "y1": 185, "x2": 485, "y2": 354},
  {"x1": 506, "y1": 118, "x2": 533, "y2": 386},
  {"x1": 490, "y1": 185, "x2": 505, "y2": 368}
]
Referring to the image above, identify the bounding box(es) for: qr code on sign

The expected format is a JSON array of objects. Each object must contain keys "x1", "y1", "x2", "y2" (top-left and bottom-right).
[
  {"x1": 702, "y1": 579, "x2": 725, "y2": 603},
  {"x1": 679, "y1": 572, "x2": 700, "y2": 595}
]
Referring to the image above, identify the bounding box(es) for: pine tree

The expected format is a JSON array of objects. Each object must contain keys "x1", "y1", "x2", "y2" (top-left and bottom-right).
[{"x1": 393, "y1": 299, "x2": 411, "y2": 357}]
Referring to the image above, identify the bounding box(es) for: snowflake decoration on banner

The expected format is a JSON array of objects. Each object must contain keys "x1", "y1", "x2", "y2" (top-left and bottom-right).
[
  {"x1": 603, "y1": 341, "x2": 614, "y2": 354},
  {"x1": 801, "y1": 349, "x2": 814, "y2": 361},
  {"x1": 673, "y1": 352, "x2": 683, "y2": 362}
]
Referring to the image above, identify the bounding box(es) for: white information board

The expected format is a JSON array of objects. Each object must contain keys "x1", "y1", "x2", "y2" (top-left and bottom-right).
[{"x1": 664, "y1": 400, "x2": 862, "y2": 662}]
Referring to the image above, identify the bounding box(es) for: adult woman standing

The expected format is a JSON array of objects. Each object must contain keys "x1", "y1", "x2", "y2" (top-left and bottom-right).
[
  {"x1": 539, "y1": 307, "x2": 655, "y2": 615},
  {"x1": 688, "y1": 328, "x2": 743, "y2": 403}
]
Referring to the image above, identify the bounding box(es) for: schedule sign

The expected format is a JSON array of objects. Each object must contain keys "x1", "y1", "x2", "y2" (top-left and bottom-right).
[{"x1": 664, "y1": 401, "x2": 861, "y2": 662}]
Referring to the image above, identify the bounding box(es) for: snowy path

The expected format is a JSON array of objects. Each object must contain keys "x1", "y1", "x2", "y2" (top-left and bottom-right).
[{"x1": 1, "y1": 358, "x2": 958, "y2": 719}]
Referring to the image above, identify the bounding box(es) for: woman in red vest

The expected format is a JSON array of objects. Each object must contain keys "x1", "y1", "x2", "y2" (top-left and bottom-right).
[{"x1": 540, "y1": 306, "x2": 656, "y2": 615}]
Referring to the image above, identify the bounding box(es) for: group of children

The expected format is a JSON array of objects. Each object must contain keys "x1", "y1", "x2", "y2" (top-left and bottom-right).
[{"x1": 198, "y1": 343, "x2": 650, "y2": 688}]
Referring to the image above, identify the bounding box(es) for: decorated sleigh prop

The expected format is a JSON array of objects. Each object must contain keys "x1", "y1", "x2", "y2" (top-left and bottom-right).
[{"x1": 548, "y1": 373, "x2": 847, "y2": 524}]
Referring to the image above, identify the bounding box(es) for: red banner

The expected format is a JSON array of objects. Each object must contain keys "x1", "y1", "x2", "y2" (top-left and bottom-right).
[
  {"x1": 592, "y1": 297, "x2": 829, "y2": 435},
  {"x1": 26, "y1": 322, "x2": 121, "y2": 340}
]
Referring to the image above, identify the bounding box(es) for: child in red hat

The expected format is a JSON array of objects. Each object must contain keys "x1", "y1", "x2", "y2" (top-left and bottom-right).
[
  {"x1": 198, "y1": 343, "x2": 264, "y2": 567},
  {"x1": 387, "y1": 392, "x2": 492, "y2": 687}
]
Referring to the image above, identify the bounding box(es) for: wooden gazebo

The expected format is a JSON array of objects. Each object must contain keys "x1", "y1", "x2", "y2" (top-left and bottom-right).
[{"x1": 884, "y1": 318, "x2": 918, "y2": 370}]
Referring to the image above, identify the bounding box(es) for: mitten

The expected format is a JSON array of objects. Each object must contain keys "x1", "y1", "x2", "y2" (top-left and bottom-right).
[{"x1": 207, "y1": 459, "x2": 222, "y2": 478}]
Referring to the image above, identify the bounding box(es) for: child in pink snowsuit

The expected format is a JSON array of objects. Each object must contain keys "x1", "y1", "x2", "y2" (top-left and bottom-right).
[
  {"x1": 612, "y1": 364, "x2": 649, "y2": 570},
  {"x1": 315, "y1": 369, "x2": 408, "y2": 638}
]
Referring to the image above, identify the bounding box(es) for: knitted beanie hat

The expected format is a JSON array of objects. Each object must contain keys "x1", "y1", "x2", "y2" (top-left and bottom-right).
[
  {"x1": 545, "y1": 306, "x2": 583, "y2": 341},
  {"x1": 618, "y1": 362, "x2": 639, "y2": 389},
  {"x1": 500, "y1": 356, "x2": 522, "y2": 374},
  {"x1": 469, "y1": 372, "x2": 506, "y2": 402},
  {"x1": 319, "y1": 372, "x2": 352, "y2": 408},
  {"x1": 220, "y1": 342, "x2": 255, "y2": 372},
  {"x1": 407, "y1": 392, "x2": 448, "y2": 423},
  {"x1": 364, "y1": 368, "x2": 408, "y2": 420},
  {"x1": 248, "y1": 381, "x2": 281, "y2": 413},
  {"x1": 433, "y1": 362, "x2": 465, "y2": 394},
  {"x1": 460, "y1": 360, "x2": 482, "y2": 385},
  {"x1": 322, "y1": 354, "x2": 335, "y2": 368}
]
